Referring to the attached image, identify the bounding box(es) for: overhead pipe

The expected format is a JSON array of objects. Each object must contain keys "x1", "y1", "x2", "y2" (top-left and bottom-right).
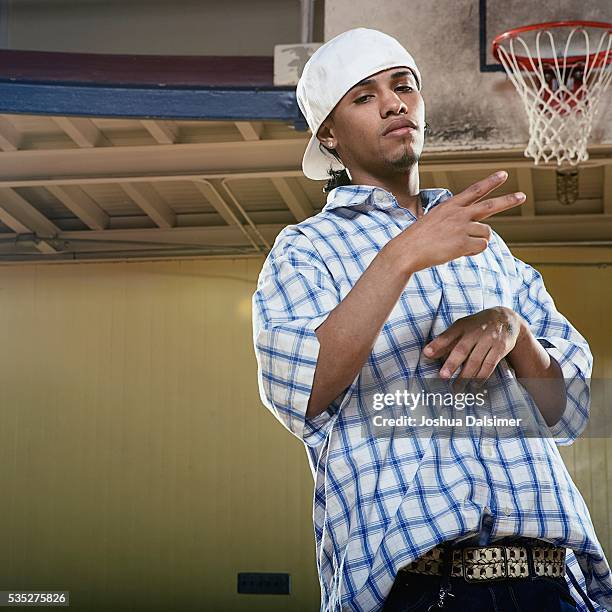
[{"x1": 300, "y1": 0, "x2": 315, "y2": 44}]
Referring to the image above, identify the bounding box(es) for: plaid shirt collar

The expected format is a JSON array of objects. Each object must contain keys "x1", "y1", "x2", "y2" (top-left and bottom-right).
[{"x1": 322, "y1": 184, "x2": 453, "y2": 213}]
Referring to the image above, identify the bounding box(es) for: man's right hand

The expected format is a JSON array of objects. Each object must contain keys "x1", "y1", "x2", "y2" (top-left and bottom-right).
[{"x1": 389, "y1": 171, "x2": 524, "y2": 276}]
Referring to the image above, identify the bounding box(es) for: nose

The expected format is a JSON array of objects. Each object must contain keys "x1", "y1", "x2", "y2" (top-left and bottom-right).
[{"x1": 380, "y1": 89, "x2": 407, "y2": 116}]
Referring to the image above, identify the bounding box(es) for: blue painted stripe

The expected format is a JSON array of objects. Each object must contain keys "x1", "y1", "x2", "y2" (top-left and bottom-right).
[{"x1": 0, "y1": 81, "x2": 307, "y2": 126}]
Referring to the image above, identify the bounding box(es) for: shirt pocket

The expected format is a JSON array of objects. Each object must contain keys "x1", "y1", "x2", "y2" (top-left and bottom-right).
[
  {"x1": 474, "y1": 253, "x2": 515, "y2": 310},
  {"x1": 436, "y1": 253, "x2": 515, "y2": 316},
  {"x1": 436, "y1": 255, "x2": 485, "y2": 317}
]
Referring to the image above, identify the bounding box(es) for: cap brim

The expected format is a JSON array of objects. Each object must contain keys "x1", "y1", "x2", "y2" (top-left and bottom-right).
[{"x1": 302, "y1": 130, "x2": 346, "y2": 180}]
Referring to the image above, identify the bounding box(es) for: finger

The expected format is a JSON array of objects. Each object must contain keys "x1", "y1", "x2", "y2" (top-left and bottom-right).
[
  {"x1": 456, "y1": 338, "x2": 491, "y2": 381},
  {"x1": 474, "y1": 346, "x2": 502, "y2": 381},
  {"x1": 439, "y1": 338, "x2": 477, "y2": 379},
  {"x1": 470, "y1": 192, "x2": 526, "y2": 221},
  {"x1": 423, "y1": 327, "x2": 461, "y2": 358},
  {"x1": 467, "y1": 222, "x2": 492, "y2": 240},
  {"x1": 451, "y1": 171, "x2": 509, "y2": 207},
  {"x1": 435, "y1": 336, "x2": 461, "y2": 361},
  {"x1": 463, "y1": 236, "x2": 489, "y2": 256}
]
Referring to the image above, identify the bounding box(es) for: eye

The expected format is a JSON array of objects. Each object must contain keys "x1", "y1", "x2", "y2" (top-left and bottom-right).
[{"x1": 354, "y1": 85, "x2": 415, "y2": 104}]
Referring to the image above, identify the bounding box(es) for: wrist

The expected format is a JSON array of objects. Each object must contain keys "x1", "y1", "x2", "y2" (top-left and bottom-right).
[
  {"x1": 514, "y1": 313, "x2": 530, "y2": 346},
  {"x1": 508, "y1": 312, "x2": 532, "y2": 367},
  {"x1": 381, "y1": 236, "x2": 417, "y2": 282}
]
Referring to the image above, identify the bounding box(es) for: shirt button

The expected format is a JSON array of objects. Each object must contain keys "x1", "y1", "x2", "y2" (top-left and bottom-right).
[
  {"x1": 374, "y1": 191, "x2": 385, "y2": 202},
  {"x1": 502, "y1": 507, "x2": 512, "y2": 516},
  {"x1": 481, "y1": 443, "x2": 495, "y2": 459}
]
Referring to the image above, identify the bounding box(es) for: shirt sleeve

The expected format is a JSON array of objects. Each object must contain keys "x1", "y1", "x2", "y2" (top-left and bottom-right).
[
  {"x1": 510, "y1": 254, "x2": 593, "y2": 446},
  {"x1": 252, "y1": 228, "x2": 346, "y2": 448}
]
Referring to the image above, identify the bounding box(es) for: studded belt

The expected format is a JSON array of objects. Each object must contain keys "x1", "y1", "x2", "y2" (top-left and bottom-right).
[{"x1": 399, "y1": 542, "x2": 566, "y2": 583}]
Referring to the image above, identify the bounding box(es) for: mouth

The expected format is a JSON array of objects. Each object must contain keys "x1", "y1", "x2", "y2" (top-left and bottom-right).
[
  {"x1": 382, "y1": 120, "x2": 418, "y2": 137},
  {"x1": 383, "y1": 126, "x2": 416, "y2": 137}
]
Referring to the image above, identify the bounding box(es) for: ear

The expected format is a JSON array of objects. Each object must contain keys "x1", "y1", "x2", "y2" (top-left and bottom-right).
[{"x1": 316, "y1": 119, "x2": 336, "y2": 148}]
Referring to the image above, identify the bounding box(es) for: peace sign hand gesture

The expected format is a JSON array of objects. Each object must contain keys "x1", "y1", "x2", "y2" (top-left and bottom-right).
[{"x1": 395, "y1": 170, "x2": 525, "y2": 276}]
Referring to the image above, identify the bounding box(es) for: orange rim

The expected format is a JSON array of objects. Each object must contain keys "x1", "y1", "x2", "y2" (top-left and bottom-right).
[{"x1": 491, "y1": 20, "x2": 612, "y2": 70}]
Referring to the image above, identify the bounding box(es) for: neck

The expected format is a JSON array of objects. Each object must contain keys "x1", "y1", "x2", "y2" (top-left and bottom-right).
[{"x1": 348, "y1": 164, "x2": 422, "y2": 217}]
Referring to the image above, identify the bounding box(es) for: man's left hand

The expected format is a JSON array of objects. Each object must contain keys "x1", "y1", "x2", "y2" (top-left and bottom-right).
[{"x1": 423, "y1": 306, "x2": 524, "y2": 386}]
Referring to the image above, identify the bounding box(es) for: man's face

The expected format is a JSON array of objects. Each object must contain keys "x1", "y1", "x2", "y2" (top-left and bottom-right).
[{"x1": 316, "y1": 66, "x2": 425, "y2": 177}]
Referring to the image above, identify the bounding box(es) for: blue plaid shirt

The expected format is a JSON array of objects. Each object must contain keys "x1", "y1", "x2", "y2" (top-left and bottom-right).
[{"x1": 252, "y1": 184, "x2": 612, "y2": 611}]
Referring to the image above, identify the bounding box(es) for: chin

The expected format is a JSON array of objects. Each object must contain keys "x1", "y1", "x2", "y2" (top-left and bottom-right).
[{"x1": 389, "y1": 149, "x2": 420, "y2": 169}]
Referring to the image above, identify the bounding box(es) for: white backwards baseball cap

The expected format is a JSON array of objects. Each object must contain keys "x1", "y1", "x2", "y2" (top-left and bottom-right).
[{"x1": 296, "y1": 27, "x2": 422, "y2": 181}]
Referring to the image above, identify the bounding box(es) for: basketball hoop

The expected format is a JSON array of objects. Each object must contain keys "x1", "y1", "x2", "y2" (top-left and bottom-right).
[{"x1": 492, "y1": 21, "x2": 612, "y2": 204}]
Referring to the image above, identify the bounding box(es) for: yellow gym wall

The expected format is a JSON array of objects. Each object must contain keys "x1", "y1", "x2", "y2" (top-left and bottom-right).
[{"x1": 0, "y1": 248, "x2": 610, "y2": 612}]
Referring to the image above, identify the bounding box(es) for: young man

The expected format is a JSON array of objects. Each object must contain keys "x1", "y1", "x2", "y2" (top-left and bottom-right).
[{"x1": 252, "y1": 27, "x2": 611, "y2": 611}]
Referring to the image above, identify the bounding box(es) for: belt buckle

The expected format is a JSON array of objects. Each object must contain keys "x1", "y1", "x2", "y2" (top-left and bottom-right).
[
  {"x1": 533, "y1": 545, "x2": 566, "y2": 578},
  {"x1": 462, "y1": 546, "x2": 507, "y2": 583}
]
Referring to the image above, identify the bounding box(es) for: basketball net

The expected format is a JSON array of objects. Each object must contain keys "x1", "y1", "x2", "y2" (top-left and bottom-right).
[{"x1": 493, "y1": 24, "x2": 612, "y2": 168}]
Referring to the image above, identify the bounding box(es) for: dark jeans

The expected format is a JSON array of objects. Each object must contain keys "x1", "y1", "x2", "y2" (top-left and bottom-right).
[{"x1": 382, "y1": 571, "x2": 578, "y2": 611}]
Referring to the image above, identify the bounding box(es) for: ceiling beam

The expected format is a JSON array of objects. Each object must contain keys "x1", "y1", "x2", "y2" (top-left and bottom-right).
[
  {"x1": 53, "y1": 117, "x2": 109, "y2": 147},
  {"x1": 192, "y1": 180, "x2": 240, "y2": 226},
  {"x1": 55, "y1": 223, "x2": 285, "y2": 248},
  {"x1": 0, "y1": 115, "x2": 21, "y2": 151},
  {"x1": 47, "y1": 185, "x2": 110, "y2": 230},
  {"x1": 141, "y1": 120, "x2": 179, "y2": 144},
  {"x1": 0, "y1": 187, "x2": 59, "y2": 253},
  {"x1": 0, "y1": 171, "x2": 311, "y2": 188},
  {"x1": 0, "y1": 138, "x2": 306, "y2": 180},
  {"x1": 191, "y1": 179, "x2": 264, "y2": 251},
  {"x1": 0, "y1": 140, "x2": 610, "y2": 183},
  {"x1": 270, "y1": 177, "x2": 314, "y2": 221},
  {"x1": 119, "y1": 182, "x2": 176, "y2": 228},
  {"x1": 234, "y1": 121, "x2": 264, "y2": 141},
  {"x1": 219, "y1": 179, "x2": 270, "y2": 250},
  {"x1": 0, "y1": 187, "x2": 59, "y2": 236},
  {"x1": 0, "y1": 205, "x2": 30, "y2": 233},
  {"x1": 0, "y1": 214, "x2": 608, "y2": 260},
  {"x1": 23, "y1": 240, "x2": 58, "y2": 255}
]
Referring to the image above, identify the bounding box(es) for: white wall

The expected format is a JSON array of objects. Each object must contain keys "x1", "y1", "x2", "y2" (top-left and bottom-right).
[
  {"x1": 7, "y1": 0, "x2": 324, "y2": 55},
  {"x1": 324, "y1": 0, "x2": 612, "y2": 148}
]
